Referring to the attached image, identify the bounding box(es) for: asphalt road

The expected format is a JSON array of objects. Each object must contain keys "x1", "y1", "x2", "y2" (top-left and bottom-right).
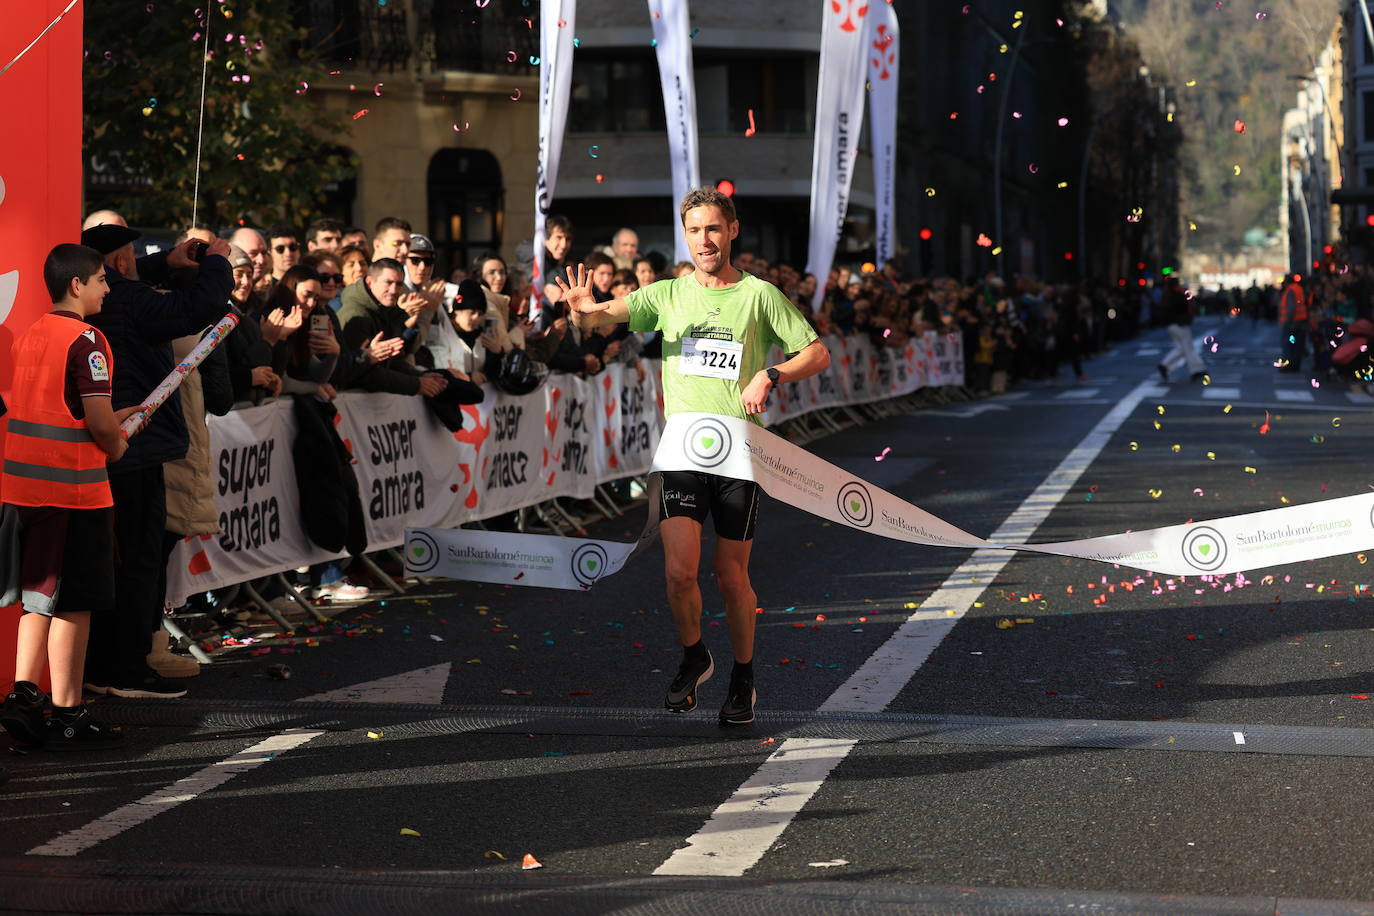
[{"x1": 7, "y1": 316, "x2": 1374, "y2": 915}]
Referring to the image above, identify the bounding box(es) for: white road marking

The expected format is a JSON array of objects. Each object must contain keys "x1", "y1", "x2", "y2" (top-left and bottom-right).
[
  {"x1": 655, "y1": 378, "x2": 1161, "y2": 876},
  {"x1": 1274, "y1": 389, "x2": 1315, "y2": 403},
  {"x1": 1234, "y1": 731, "x2": 1246, "y2": 745},
  {"x1": 1136, "y1": 347, "x2": 1163, "y2": 356},
  {"x1": 1054, "y1": 388, "x2": 1100, "y2": 400},
  {"x1": 1201, "y1": 387, "x2": 1241, "y2": 400},
  {"x1": 1345, "y1": 390, "x2": 1374, "y2": 404},
  {"x1": 296, "y1": 662, "x2": 453, "y2": 705},
  {"x1": 27, "y1": 730, "x2": 324, "y2": 857}
]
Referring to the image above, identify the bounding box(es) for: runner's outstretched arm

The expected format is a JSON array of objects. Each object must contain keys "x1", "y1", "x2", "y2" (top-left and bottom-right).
[{"x1": 556, "y1": 263, "x2": 629, "y2": 329}]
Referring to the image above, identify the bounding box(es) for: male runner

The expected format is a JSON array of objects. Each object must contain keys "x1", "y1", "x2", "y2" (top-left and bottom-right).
[{"x1": 556, "y1": 188, "x2": 830, "y2": 725}]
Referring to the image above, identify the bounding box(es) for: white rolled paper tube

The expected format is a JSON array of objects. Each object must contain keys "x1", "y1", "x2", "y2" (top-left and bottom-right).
[{"x1": 120, "y1": 312, "x2": 240, "y2": 438}]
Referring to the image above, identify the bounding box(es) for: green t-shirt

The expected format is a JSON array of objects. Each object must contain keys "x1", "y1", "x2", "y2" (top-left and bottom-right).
[{"x1": 625, "y1": 271, "x2": 818, "y2": 422}]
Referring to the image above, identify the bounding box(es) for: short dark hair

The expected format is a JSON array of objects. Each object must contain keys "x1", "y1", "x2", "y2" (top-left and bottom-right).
[
  {"x1": 306, "y1": 217, "x2": 344, "y2": 245},
  {"x1": 584, "y1": 251, "x2": 613, "y2": 271},
  {"x1": 267, "y1": 225, "x2": 297, "y2": 243},
  {"x1": 679, "y1": 188, "x2": 736, "y2": 225},
  {"x1": 369, "y1": 257, "x2": 403, "y2": 278},
  {"x1": 373, "y1": 216, "x2": 411, "y2": 240},
  {"x1": 546, "y1": 214, "x2": 573, "y2": 237},
  {"x1": 44, "y1": 244, "x2": 105, "y2": 303},
  {"x1": 343, "y1": 226, "x2": 366, "y2": 238},
  {"x1": 302, "y1": 251, "x2": 341, "y2": 271}
]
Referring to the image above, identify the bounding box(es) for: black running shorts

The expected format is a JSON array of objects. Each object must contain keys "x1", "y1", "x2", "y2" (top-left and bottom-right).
[{"x1": 658, "y1": 471, "x2": 760, "y2": 542}]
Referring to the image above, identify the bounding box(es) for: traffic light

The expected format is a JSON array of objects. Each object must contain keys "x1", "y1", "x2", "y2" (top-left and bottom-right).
[
  {"x1": 715, "y1": 178, "x2": 736, "y2": 197},
  {"x1": 918, "y1": 227, "x2": 933, "y2": 274}
]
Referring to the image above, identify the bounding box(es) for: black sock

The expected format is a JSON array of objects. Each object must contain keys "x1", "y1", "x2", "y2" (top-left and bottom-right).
[
  {"x1": 12, "y1": 681, "x2": 42, "y2": 699},
  {"x1": 732, "y1": 660, "x2": 754, "y2": 682},
  {"x1": 51, "y1": 705, "x2": 84, "y2": 722},
  {"x1": 683, "y1": 639, "x2": 709, "y2": 663}
]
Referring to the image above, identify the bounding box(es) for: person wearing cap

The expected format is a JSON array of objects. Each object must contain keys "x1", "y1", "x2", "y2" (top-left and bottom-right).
[
  {"x1": 422, "y1": 279, "x2": 502, "y2": 384},
  {"x1": 222, "y1": 243, "x2": 283, "y2": 404},
  {"x1": 78, "y1": 216, "x2": 235, "y2": 700}
]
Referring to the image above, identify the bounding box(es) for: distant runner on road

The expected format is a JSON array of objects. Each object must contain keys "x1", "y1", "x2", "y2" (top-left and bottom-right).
[{"x1": 556, "y1": 188, "x2": 830, "y2": 725}]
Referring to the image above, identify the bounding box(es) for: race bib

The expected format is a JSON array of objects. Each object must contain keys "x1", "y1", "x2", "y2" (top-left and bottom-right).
[{"x1": 680, "y1": 337, "x2": 743, "y2": 380}]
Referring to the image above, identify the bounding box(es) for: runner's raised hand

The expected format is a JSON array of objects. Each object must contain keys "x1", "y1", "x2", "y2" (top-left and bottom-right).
[{"x1": 554, "y1": 264, "x2": 605, "y2": 315}]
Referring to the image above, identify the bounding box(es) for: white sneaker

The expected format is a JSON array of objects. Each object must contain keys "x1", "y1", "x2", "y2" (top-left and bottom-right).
[{"x1": 314, "y1": 580, "x2": 370, "y2": 601}]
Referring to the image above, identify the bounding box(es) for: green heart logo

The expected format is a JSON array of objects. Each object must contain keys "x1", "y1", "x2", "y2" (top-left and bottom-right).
[
  {"x1": 586, "y1": 559, "x2": 599, "y2": 571},
  {"x1": 411, "y1": 545, "x2": 426, "y2": 559},
  {"x1": 1197, "y1": 544, "x2": 1211, "y2": 556},
  {"x1": 849, "y1": 500, "x2": 862, "y2": 514},
  {"x1": 701, "y1": 436, "x2": 716, "y2": 450}
]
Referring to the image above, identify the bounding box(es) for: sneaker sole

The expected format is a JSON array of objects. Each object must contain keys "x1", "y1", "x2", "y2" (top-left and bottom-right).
[
  {"x1": 719, "y1": 688, "x2": 758, "y2": 726},
  {"x1": 104, "y1": 685, "x2": 188, "y2": 699},
  {"x1": 665, "y1": 657, "x2": 715, "y2": 713}
]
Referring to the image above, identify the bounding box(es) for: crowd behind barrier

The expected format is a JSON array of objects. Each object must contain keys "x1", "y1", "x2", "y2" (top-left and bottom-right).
[{"x1": 164, "y1": 330, "x2": 964, "y2": 608}]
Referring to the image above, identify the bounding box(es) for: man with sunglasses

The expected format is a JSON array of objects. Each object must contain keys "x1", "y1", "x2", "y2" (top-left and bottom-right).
[
  {"x1": 406, "y1": 234, "x2": 456, "y2": 352},
  {"x1": 267, "y1": 226, "x2": 300, "y2": 291}
]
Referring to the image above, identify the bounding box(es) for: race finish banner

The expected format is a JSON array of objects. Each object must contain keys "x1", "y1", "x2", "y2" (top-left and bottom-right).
[{"x1": 410, "y1": 411, "x2": 1374, "y2": 587}]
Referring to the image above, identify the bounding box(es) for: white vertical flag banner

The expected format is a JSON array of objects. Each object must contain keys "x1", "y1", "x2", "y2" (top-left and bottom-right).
[
  {"x1": 806, "y1": 0, "x2": 870, "y2": 311},
  {"x1": 532, "y1": 0, "x2": 577, "y2": 320},
  {"x1": 867, "y1": 2, "x2": 898, "y2": 267},
  {"x1": 648, "y1": 0, "x2": 701, "y2": 264}
]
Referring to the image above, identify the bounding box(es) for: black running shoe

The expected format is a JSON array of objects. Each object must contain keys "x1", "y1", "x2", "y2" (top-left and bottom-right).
[
  {"x1": 665, "y1": 649, "x2": 714, "y2": 713},
  {"x1": 84, "y1": 668, "x2": 187, "y2": 699},
  {"x1": 45, "y1": 708, "x2": 123, "y2": 751},
  {"x1": 719, "y1": 677, "x2": 756, "y2": 726},
  {"x1": 0, "y1": 684, "x2": 50, "y2": 747},
  {"x1": 1157, "y1": 363, "x2": 1168, "y2": 382}
]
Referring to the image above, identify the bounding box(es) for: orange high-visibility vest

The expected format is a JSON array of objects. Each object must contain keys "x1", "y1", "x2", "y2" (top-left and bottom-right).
[
  {"x1": 1, "y1": 313, "x2": 114, "y2": 509},
  {"x1": 1279, "y1": 283, "x2": 1308, "y2": 325}
]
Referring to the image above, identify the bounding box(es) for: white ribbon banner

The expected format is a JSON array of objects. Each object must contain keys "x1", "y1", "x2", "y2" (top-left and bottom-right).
[
  {"x1": 652, "y1": 413, "x2": 1374, "y2": 577},
  {"x1": 648, "y1": 0, "x2": 701, "y2": 265},
  {"x1": 410, "y1": 407, "x2": 1374, "y2": 589},
  {"x1": 531, "y1": 0, "x2": 577, "y2": 321},
  {"x1": 867, "y1": 2, "x2": 899, "y2": 267},
  {"x1": 806, "y1": 0, "x2": 870, "y2": 311}
]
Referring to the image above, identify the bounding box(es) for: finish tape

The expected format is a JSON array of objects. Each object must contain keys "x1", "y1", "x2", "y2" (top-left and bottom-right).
[{"x1": 407, "y1": 412, "x2": 1373, "y2": 587}]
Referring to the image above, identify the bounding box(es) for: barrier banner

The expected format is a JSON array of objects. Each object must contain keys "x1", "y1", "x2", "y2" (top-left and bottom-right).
[
  {"x1": 867, "y1": 1, "x2": 899, "y2": 266},
  {"x1": 648, "y1": 0, "x2": 701, "y2": 265},
  {"x1": 806, "y1": 0, "x2": 871, "y2": 310},
  {"x1": 333, "y1": 393, "x2": 464, "y2": 548},
  {"x1": 530, "y1": 0, "x2": 577, "y2": 321},
  {"x1": 166, "y1": 400, "x2": 341, "y2": 606}
]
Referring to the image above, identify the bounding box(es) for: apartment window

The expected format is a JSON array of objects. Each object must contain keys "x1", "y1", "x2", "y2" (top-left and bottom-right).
[
  {"x1": 1365, "y1": 91, "x2": 1374, "y2": 142},
  {"x1": 428, "y1": 149, "x2": 504, "y2": 276},
  {"x1": 569, "y1": 54, "x2": 666, "y2": 133},
  {"x1": 696, "y1": 54, "x2": 812, "y2": 133}
]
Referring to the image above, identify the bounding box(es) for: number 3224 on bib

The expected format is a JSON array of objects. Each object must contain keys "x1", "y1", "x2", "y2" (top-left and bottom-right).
[{"x1": 680, "y1": 337, "x2": 744, "y2": 380}]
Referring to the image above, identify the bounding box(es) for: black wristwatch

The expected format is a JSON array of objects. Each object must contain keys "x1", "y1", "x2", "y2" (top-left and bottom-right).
[{"x1": 765, "y1": 367, "x2": 780, "y2": 384}]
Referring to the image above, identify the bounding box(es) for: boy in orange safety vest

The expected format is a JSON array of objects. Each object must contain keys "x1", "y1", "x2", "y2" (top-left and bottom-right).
[{"x1": 0, "y1": 244, "x2": 141, "y2": 750}]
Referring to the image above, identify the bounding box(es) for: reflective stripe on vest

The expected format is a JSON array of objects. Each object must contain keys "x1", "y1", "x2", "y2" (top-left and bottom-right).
[
  {"x1": 0, "y1": 313, "x2": 114, "y2": 509},
  {"x1": 2, "y1": 459, "x2": 109, "y2": 485}
]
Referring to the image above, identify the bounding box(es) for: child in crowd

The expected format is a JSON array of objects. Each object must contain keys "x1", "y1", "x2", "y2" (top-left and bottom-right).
[{"x1": 1, "y1": 244, "x2": 142, "y2": 750}]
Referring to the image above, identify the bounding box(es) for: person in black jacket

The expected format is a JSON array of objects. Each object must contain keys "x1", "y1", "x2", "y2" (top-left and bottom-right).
[{"x1": 79, "y1": 219, "x2": 235, "y2": 698}]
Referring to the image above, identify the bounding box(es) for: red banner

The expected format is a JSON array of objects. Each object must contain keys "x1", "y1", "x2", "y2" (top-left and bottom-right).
[{"x1": 0, "y1": 0, "x2": 84, "y2": 676}]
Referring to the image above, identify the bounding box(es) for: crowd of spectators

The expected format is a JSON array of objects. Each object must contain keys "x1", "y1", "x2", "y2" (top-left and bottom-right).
[{"x1": 62, "y1": 205, "x2": 1153, "y2": 692}]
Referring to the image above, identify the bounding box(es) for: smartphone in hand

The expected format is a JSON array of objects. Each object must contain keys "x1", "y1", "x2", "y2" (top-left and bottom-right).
[{"x1": 310, "y1": 314, "x2": 330, "y2": 334}]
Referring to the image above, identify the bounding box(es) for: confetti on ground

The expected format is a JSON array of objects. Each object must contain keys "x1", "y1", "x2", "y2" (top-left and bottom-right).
[
  {"x1": 808, "y1": 859, "x2": 850, "y2": 868},
  {"x1": 366, "y1": 730, "x2": 383, "y2": 739},
  {"x1": 484, "y1": 850, "x2": 506, "y2": 860},
  {"x1": 521, "y1": 853, "x2": 543, "y2": 870},
  {"x1": 399, "y1": 828, "x2": 421, "y2": 837},
  {"x1": 352, "y1": 109, "x2": 369, "y2": 119}
]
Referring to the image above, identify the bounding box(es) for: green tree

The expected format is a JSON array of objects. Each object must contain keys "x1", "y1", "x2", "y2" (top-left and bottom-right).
[{"x1": 83, "y1": 1, "x2": 354, "y2": 229}]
